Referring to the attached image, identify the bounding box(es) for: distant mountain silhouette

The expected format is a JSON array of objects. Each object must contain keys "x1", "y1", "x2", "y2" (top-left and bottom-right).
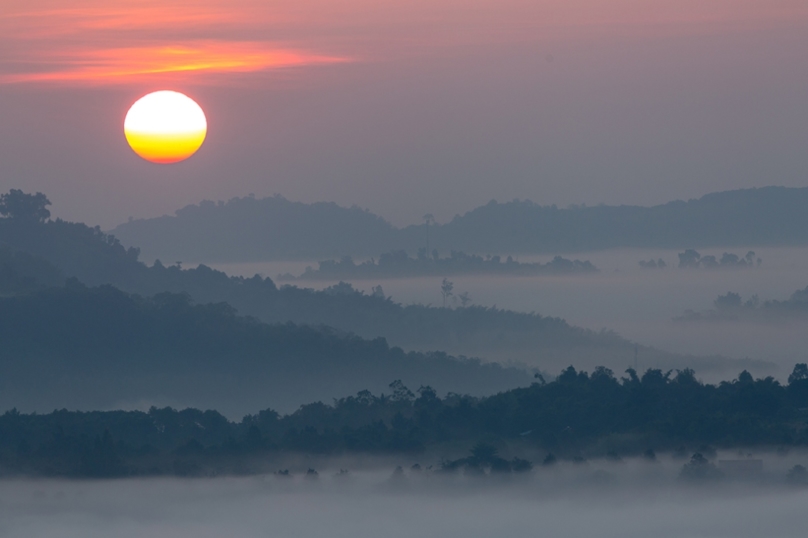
[
  {"x1": 112, "y1": 186, "x2": 808, "y2": 261},
  {"x1": 422, "y1": 187, "x2": 808, "y2": 253},
  {"x1": 113, "y1": 195, "x2": 396, "y2": 262},
  {"x1": 1, "y1": 190, "x2": 771, "y2": 378}
]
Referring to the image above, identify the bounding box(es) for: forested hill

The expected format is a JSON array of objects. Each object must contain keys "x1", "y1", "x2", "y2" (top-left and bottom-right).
[
  {"x1": 0, "y1": 189, "x2": 768, "y2": 376},
  {"x1": 113, "y1": 195, "x2": 397, "y2": 262},
  {"x1": 3, "y1": 364, "x2": 808, "y2": 477},
  {"x1": 420, "y1": 186, "x2": 808, "y2": 254},
  {"x1": 0, "y1": 284, "x2": 531, "y2": 416},
  {"x1": 111, "y1": 186, "x2": 808, "y2": 261}
]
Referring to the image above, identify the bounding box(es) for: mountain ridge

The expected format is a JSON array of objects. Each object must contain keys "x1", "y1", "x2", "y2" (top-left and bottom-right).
[{"x1": 111, "y1": 186, "x2": 808, "y2": 262}]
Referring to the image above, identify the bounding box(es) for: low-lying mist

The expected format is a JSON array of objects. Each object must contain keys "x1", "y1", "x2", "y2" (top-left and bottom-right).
[
  {"x1": 4, "y1": 452, "x2": 808, "y2": 538},
  {"x1": 206, "y1": 246, "x2": 808, "y2": 381}
]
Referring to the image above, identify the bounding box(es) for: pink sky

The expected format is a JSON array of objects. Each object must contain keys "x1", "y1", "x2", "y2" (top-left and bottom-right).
[
  {"x1": 1, "y1": 0, "x2": 808, "y2": 227},
  {"x1": 4, "y1": 0, "x2": 806, "y2": 85}
]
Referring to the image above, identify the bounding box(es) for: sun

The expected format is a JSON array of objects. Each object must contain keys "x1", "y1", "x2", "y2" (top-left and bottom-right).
[{"x1": 124, "y1": 91, "x2": 207, "y2": 164}]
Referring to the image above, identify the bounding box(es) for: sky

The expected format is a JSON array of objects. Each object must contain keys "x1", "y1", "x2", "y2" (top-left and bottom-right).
[{"x1": 1, "y1": 0, "x2": 808, "y2": 228}]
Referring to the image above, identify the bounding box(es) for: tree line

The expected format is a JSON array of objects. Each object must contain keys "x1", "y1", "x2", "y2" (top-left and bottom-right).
[
  {"x1": 281, "y1": 249, "x2": 597, "y2": 281},
  {"x1": 2, "y1": 365, "x2": 808, "y2": 477}
]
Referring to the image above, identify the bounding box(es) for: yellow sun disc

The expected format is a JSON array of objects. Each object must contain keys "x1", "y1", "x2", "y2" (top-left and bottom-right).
[{"x1": 124, "y1": 91, "x2": 207, "y2": 164}]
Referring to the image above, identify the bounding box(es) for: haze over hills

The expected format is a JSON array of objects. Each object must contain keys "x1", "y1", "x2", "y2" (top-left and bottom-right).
[
  {"x1": 111, "y1": 186, "x2": 808, "y2": 262},
  {"x1": 113, "y1": 196, "x2": 396, "y2": 262},
  {"x1": 0, "y1": 191, "x2": 768, "y2": 378},
  {"x1": 7, "y1": 1, "x2": 808, "y2": 534},
  {"x1": 677, "y1": 286, "x2": 808, "y2": 322},
  {"x1": 0, "y1": 193, "x2": 533, "y2": 415},
  {"x1": 0, "y1": 284, "x2": 532, "y2": 416}
]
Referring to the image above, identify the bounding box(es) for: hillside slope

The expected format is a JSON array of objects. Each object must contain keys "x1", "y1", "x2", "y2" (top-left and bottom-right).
[
  {"x1": 0, "y1": 285, "x2": 531, "y2": 417},
  {"x1": 1, "y1": 199, "x2": 769, "y2": 377},
  {"x1": 112, "y1": 187, "x2": 808, "y2": 261}
]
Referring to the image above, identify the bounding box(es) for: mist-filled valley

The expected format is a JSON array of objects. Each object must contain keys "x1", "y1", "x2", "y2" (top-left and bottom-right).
[
  {"x1": 3, "y1": 189, "x2": 808, "y2": 536},
  {"x1": 208, "y1": 245, "x2": 808, "y2": 381},
  {"x1": 3, "y1": 187, "x2": 808, "y2": 415},
  {"x1": 4, "y1": 460, "x2": 808, "y2": 538},
  {"x1": 5, "y1": 190, "x2": 783, "y2": 417},
  {"x1": 106, "y1": 188, "x2": 808, "y2": 381},
  {"x1": 5, "y1": 0, "x2": 808, "y2": 534}
]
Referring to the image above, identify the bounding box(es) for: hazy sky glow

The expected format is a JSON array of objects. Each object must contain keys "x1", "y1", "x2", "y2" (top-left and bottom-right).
[
  {"x1": 4, "y1": 0, "x2": 807, "y2": 84},
  {"x1": 0, "y1": 0, "x2": 349, "y2": 84},
  {"x1": 1, "y1": 0, "x2": 808, "y2": 227}
]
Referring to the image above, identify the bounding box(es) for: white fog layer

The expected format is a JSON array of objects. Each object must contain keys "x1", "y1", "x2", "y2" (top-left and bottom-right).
[
  {"x1": 207, "y1": 246, "x2": 808, "y2": 377},
  {"x1": 3, "y1": 464, "x2": 808, "y2": 538}
]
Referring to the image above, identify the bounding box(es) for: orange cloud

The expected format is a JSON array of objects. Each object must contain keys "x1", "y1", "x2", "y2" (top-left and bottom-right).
[
  {"x1": 0, "y1": 42, "x2": 348, "y2": 84},
  {"x1": 0, "y1": 0, "x2": 348, "y2": 85},
  {"x1": 2, "y1": 0, "x2": 807, "y2": 86}
]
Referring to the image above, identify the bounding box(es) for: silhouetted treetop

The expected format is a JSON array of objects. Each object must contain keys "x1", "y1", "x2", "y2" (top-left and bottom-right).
[{"x1": 0, "y1": 189, "x2": 51, "y2": 223}]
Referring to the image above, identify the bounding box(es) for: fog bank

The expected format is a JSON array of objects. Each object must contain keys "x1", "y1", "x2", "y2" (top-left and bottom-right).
[
  {"x1": 207, "y1": 246, "x2": 808, "y2": 380},
  {"x1": 4, "y1": 458, "x2": 808, "y2": 538}
]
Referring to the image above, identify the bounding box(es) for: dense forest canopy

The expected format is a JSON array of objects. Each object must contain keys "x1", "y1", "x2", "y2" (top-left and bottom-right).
[
  {"x1": 111, "y1": 186, "x2": 808, "y2": 261},
  {"x1": 2, "y1": 364, "x2": 808, "y2": 477}
]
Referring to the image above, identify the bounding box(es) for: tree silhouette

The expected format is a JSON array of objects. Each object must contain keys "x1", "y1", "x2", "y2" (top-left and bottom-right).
[
  {"x1": 389, "y1": 379, "x2": 415, "y2": 401},
  {"x1": 0, "y1": 189, "x2": 51, "y2": 223},
  {"x1": 678, "y1": 249, "x2": 701, "y2": 268},
  {"x1": 680, "y1": 452, "x2": 722, "y2": 481},
  {"x1": 440, "y1": 278, "x2": 454, "y2": 307},
  {"x1": 788, "y1": 364, "x2": 808, "y2": 384}
]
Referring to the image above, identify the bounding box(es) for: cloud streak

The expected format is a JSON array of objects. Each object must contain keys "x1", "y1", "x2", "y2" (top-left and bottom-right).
[
  {"x1": 0, "y1": 42, "x2": 348, "y2": 85},
  {"x1": 0, "y1": 0, "x2": 348, "y2": 85},
  {"x1": 2, "y1": 0, "x2": 807, "y2": 86}
]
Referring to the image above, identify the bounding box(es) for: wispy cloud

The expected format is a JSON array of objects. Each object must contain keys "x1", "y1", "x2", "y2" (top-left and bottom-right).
[
  {"x1": 1, "y1": 42, "x2": 348, "y2": 84},
  {"x1": 0, "y1": 0, "x2": 348, "y2": 85},
  {"x1": 2, "y1": 0, "x2": 806, "y2": 86}
]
